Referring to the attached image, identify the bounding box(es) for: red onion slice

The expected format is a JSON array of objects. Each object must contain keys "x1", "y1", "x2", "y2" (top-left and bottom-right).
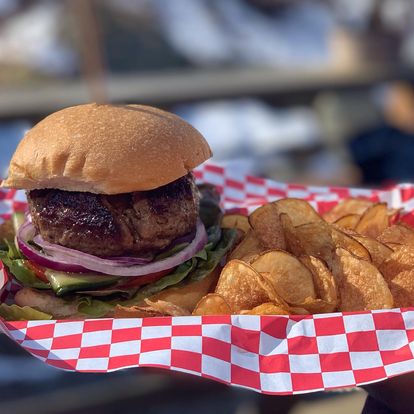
[
  {"x1": 17, "y1": 221, "x2": 88, "y2": 273},
  {"x1": 32, "y1": 235, "x2": 153, "y2": 266},
  {"x1": 17, "y1": 219, "x2": 207, "y2": 277}
]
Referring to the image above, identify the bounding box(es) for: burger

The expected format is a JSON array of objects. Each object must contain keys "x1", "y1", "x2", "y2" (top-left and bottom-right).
[{"x1": 0, "y1": 104, "x2": 236, "y2": 319}]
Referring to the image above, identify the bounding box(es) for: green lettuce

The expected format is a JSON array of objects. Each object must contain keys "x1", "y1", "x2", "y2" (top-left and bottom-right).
[
  {"x1": 155, "y1": 242, "x2": 189, "y2": 261},
  {"x1": 0, "y1": 303, "x2": 52, "y2": 321},
  {"x1": 122, "y1": 257, "x2": 198, "y2": 306},
  {"x1": 0, "y1": 241, "x2": 49, "y2": 289},
  {"x1": 77, "y1": 297, "x2": 115, "y2": 318},
  {"x1": 189, "y1": 228, "x2": 237, "y2": 281}
]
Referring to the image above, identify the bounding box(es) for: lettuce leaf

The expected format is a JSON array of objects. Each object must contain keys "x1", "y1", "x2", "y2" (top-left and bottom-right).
[
  {"x1": 205, "y1": 225, "x2": 222, "y2": 250},
  {"x1": 77, "y1": 297, "x2": 115, "y2": 318},
  {"x1": 75, "y1": 256, "x2": 201, "y2": 314},
  {"x1": 0, "y1": 243, "x2": 50, "y2": 290},
  {"x1": 0, "y1": 303, "x2": 52, "y2": 321},
  {"x1": 189, "y1": 228, "x2": 237, "y2": 281},
  {"x1": 155, "y1": 242, "x2": 189, "y2": 261},
  {"x1": 122, "y1": 257, "x2": 198, "y2": 306},
  {"x1": 4, "y1": 238, "x2": 22, "y2": 259}
]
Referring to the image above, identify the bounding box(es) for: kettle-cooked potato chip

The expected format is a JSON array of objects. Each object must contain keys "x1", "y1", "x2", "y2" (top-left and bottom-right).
[
  {"x1": 377, "y1": 223, "x2": 414, "y2": 248},
  {"x1": 215, "y1": 260, "x2": 275, "y2": 312},
  {"x1": 221, "y1": 214, "x2": 251, "y2": 234},
  {"x1": 294, "y1": 298, "x2": 336, "y2": 314},
  {"x1": 144, "y1": 299, "x2": 190, "y2": 316},
  {"x1": 273, "y1": 198, "x2": 323, "y2": 227},
  {"x1": 333, "y1": 214, "x2": 361, "y2": 230},
  {"x1": 251, "y1": 250, "x2": 316, "y2": 305},
  {"x1": 192, "y1": 293, "x2": 232, "y2": 315},
  {"x1": 114, "y1": 305, "x2": 163, "y2": 318},
  {"x1": 280, "y1": 213, "x2": 305, "y2": 257},
  {"x1": 323, "y1": 199, "x2": 373, "y2": 223},
  {"x1": 299, "y1": 255, "x2": 337, "y2": 312},
  {"x1": 332, "y1": 248, "x2": 393, "y2": 311},
  {"x1": 379, "y1": 245, "x2": 414, "y2": 280},
  {"x1": 293, "y1": 222, "x2": 335, "y2": 265},
  {"x1": 351, "y1": 235, "x2": 393, "y2": 268},
  {"x1": 229, "y1": 230, "x2": 263, "y2": 262},
  {"x1": 331, "y1": 227, "x2": 371, "y2": 262},
  {"x1": 240, "y1": 303, "x2": 289, "y2": 315},
  {"x1": 385, "y1": 270, "x2": 414, "y2": 308},
  {"x1": 249, "y1": 204, "x2": 286, "y2": 250},
  {"x1": 0, "y1": 219, "x2": 14, "y2": 246},
  {"x1": 355, "y1": 203, "x2": 390, "y2": 238}
]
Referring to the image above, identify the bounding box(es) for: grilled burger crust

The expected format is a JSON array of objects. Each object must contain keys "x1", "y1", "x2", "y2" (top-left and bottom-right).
[{"x1": 27, "y1": 174, "x2": 199, "y2": 257}]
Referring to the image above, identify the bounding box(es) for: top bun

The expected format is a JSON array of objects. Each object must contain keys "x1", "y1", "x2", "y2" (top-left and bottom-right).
[{"x1": 1, "y1": 104, "x2": 211, "y2": 194}]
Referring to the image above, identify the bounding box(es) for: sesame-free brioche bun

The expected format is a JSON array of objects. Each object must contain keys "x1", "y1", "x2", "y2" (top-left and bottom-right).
[{"x1": 1, "y1": 103, "x2": 211, "y2": 194}]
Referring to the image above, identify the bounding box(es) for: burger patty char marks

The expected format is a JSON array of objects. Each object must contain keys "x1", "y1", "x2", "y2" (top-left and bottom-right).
[{"x1": 27, "y1": 174, "x2": 199, "y2": 257}]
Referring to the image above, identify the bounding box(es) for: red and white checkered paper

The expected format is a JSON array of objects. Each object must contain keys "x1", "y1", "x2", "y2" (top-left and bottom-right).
[{"x1": 2, "y1": 162, "x2": 414, "y2": 395}]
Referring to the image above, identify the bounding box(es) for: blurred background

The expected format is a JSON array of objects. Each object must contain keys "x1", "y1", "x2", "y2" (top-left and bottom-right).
[{"x1": 1, "y1": 0, "x2": 414, "y2": 412}]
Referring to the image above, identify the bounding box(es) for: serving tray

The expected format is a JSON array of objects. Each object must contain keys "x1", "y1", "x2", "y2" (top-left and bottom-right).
[{"x1": 1, "y1": 162, "x2": 414, "y2": 395}]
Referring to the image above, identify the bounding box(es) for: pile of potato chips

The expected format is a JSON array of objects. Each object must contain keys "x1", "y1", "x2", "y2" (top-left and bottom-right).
[{"x1": 117, "y1": 198, "x2": 414, "y2": 317}]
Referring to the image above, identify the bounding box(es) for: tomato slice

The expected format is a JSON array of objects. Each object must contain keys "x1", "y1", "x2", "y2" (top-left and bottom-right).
[
  {"x1": 118, "y1": 268, "x2": 174, "y2": 289},
  {"x1": 25, "y1": 260, "x2": 49, "y2": 283}
]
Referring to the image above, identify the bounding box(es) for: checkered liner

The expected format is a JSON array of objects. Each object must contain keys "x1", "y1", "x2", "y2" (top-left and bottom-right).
[{"x1": 1, "y1": 162, "x2": 414, "y2": 395}]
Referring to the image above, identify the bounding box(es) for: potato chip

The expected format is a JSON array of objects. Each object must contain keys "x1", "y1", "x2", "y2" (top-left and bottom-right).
[
  {"x1": 192, "y1": 293, "x2": 232, "y2": 315},
  {"x1": 273, "y1": 198, "x2": 322, "y2": 226},
  {"x1": 229, "y1": 230, "x2": 263, "y2": 262},
  {"x1": 114, "y1": 305, "x2": 163, "y2": 318},
  {"x1": 333, "y1": 214, "x2": 361, "y2": 230},
  {"x1": 295, "y1": 298, "x2": 336, "y2": 314},
  {"x1": 255, "y1": 272, "x2": 290, "y2": 308},
  {"x1": 379, "y1": 245, "x2": 414, "y2": 280},
  {"x1": 144, "y1": 299, "x2": 190, "y2": 316},
  {"x1": 215, "y1": 260, "x2": 274, "y2": 312},
  {"x1": 331, "y1": 227, "x2": 371, "y2": 262},
  {"x1": 233, "y1": 228, "x2": 247, "y2": 248},
  {"x1": 355, "y1": 203, "x2": 390, "y2": 238},
  {"x1": 249, "y1": 204, "x2": 286, "y2": 250},
  {"x1": 221, "y1": 214, "x2": 251, "y2": 234},
  {"x1": 293, "y1": 222, "x2": 335, "y2": 265},
  {"x1": 332, "y1": 248, "x2": 393, "y2": 311},
  {"x1": 377, "y1": 223, "x2": 414, "y2": 248},
  {"x1": 323, "y1": 198, "x2": 373, "y2": 223},
  {"x1": 280, "y1": 213, "x2": 305, "y2": 256},
  {"x1": 385, "y1": 243, "x2": 404, "y2": 250},
  {"x1": 299, "y1": 255, "x2": 337, "y2": 311},
  {"x1": 251, "y1": 250, "x2": 316, "y2": 305},
  {"x1": 148, "y1": 267, "x2": 220, "y2": 312},
  {"x1": 387, "y1": 208, "x2": 401, "y2": 224},
  {"x1": 288, "y1": 307, "x2": 310, "y2": 315},
  {"x1": 240, "y1": 303, "x2": 289, "y2": 315},
  {"x1": 351, "y1": 235, "x2": 393, "y2": 268},
  {"x1": 386, "y1": 270, "x2": 414, "y2": 308},
  {"x1": 0, "y1": 219, "x2": 14, "y2": 245}
]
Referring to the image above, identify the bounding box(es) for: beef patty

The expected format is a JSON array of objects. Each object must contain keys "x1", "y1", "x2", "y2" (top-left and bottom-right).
[{"x1": 27, "y1": 174, "x2": 199, "y2": 257}]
